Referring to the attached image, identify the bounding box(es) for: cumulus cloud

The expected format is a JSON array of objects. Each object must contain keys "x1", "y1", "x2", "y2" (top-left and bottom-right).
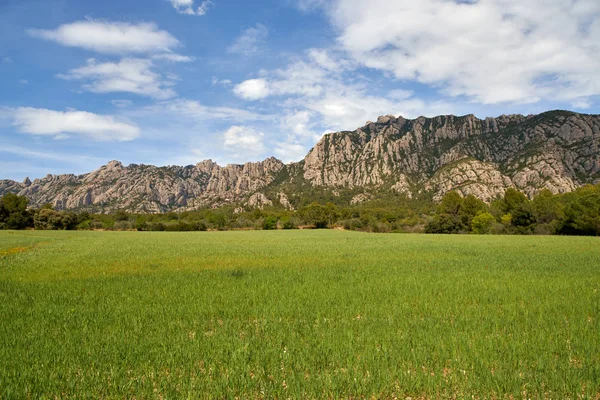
[
  {"x1": 28, "y1": 20, "x2": 180, "y2": 55},
  {"x1": 58, "y1": 58, "x2": 177, "y2": 99},
  {"x1": 233, "y1": 48, "x2": 453, "y2": 130},
  {"x1": 228, "y1": 24, "x2": 268, "y2": 56},
  {"x1": 170, "y1": 0, "x2": 213, "y2": 16},
  {"x1": 222, "y1": 125, "x2": 266, "y2": 162},
  {"x1": 233, "y1": 55, "x2": 333, "y2": 102},
  {"x1": 329, "y1": 0, "x2": 600, "y2": 105},
  {"x1": 12, "y1": 107, "x2": 140, "y2": 141},
  {"x1": 233, "y1": 78, "x2": 270, "y2": 100}
]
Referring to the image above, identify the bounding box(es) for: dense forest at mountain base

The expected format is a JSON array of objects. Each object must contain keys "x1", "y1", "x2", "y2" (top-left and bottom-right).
[{"x1": 2, "y1": 183, "x2": 599, "y2": 236}]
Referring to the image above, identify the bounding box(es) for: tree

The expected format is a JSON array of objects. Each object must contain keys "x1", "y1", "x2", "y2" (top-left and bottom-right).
[
  {"x1": 559, "y1": 186, "x2": 600, "y2": 235},
  {"x1": 34, "y1": 209, "x2": 78, "y2": 230},
  {"x1": 425, "y1": 213, "x2": 463, "y2": 234},
  {"x1": 531, "y1": 189, "x2": 564, "y2": 226},
  {"x1": 511, "y1": 203, "x2": 536, "y2": 232},
  {"x1": 425, "y1": 191, "x2": 466, "y2": 234},
  {"x1": 471, "y1": 213, "x2": 496, "y2": 234},
  {"x1": 262, "y1": 216, "x2": 278, "y2": 230},
  {"x1": 300, "y1": 203, "x2": 332, "y2": 228},
  {"x1": 0, "y1": 193, "x2": 33, "y2": 229},
  {"x1": 501, "y1": 188, "x2": 528, "y2": 214},
  {"x1": 459, "y1": 195, "x2": 487, "y2": 230},
  {"x1": 438, "y1": 191, "x2": 463, "y2": 216},
  {"x1": 114, "y1": 210, "x2": 129, "y2": 222}
]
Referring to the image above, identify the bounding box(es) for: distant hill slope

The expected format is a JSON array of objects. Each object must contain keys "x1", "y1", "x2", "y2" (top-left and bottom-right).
[{"x1": 1, "y1": 110, "x2": 599, "y2": 212}]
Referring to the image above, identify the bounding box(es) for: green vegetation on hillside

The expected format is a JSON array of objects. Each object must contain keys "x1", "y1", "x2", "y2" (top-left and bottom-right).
[
  {"x1": 0, "y1": 231, "x2": 599, "y2": 398},
  {"x1": 2, "y1": 183, "x2": 600, "y2": 235}
]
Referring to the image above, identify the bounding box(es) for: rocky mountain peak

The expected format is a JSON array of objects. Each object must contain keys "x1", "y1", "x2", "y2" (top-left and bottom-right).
[
  {"x1": 1, "y1": 110, "x2": 599, "y2": 212},
  {"x1": 105, "y1": 160, "x2": 124, "y2": 170}
]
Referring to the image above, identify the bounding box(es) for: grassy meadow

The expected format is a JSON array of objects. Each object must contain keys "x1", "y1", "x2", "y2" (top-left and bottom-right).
[{"x1": 0, "y1": 230, "x2": 599, "y2": 398}]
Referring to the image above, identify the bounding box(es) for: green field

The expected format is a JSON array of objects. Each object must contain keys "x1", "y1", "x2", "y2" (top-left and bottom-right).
[{"x1": 0, "y1": 230, "x2": 599, "y2": 398}]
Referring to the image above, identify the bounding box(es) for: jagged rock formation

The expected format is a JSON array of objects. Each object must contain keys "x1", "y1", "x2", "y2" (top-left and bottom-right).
[
  {"x1": 0, "y1": 158, "x2": 283, "y2": 213},
  {"x1": 246, "y1": 193, "x2": 273, "y2": 210},
  {"x1": 1, "y1": 110, "x2": 599, "y2": 212},
  {"x1": 277, "y1": 192, "x2": 294, "y2": 210},
  {"x1": 301, "y1": 110, "x2": 600, "y2": 201}
]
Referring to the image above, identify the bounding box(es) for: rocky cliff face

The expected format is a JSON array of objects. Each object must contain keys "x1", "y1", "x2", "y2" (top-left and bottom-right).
[
  {"x1": 0, "y1": 158, "x2": 283, "y2": 213},
  {"x1": 302, "y1": 110, "x2": 600, "y2": 202},
  {"x1": 1, "y1": 110, "x2": 599, "y2": 212}
]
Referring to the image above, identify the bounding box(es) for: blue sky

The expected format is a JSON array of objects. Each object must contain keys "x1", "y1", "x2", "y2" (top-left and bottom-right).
[{"x1": 1, "y1": 0, "x2": 599, "y2": 180}]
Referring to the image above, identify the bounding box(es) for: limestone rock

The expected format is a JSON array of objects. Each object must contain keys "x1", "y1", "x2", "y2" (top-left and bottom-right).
[
  {"x1": 0, "y1": 158, "x2": 283, "y2": 213},
  {"x1": 2, "y1": 110, "x2": 599, "y2": 210},
  {"x1": 301, "y1": 110, "x2": 600, "y2": 201},
  {"x1": 246, "y1": 193, "x2": 273, "y2": 209},
  {"x1": 424, "y1": 159, "x2": 515, "y2": 202},
  {"x1": 391, "y1": 174, "x2": 413, "y2": 198},
  {"x1": 277, "y1": 192, "x2": 294, "y2": 210},
  {"x1": 350, "y1": 193, "x2": 374, "y2": 205}
]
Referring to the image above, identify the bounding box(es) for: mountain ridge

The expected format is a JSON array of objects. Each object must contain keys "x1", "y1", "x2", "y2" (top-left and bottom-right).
[{"x1": 2, "y1": 109, "x2": 599, "y2": 212}]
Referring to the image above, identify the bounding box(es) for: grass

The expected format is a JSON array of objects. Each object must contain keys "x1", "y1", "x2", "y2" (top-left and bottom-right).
[{"x1": 0, "y1": 230, "x2": 599, "y2": 398}]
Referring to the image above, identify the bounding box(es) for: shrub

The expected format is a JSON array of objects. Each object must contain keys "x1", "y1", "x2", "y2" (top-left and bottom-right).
[
  {"x1": 280, "y1": 217, "x2": 298, "y2": 230},
  {"x1": 34, "y1": 209, "x2": 78, "y2": 230},
  {"x1": 262, "y1": 216, "x2": 278, "y2": 230},
  {"x1": 113, "y1": 221, "x2": 132, "y2": 231},
  {"x1": 471, "y1": 212, "x2": 496, "y2": 234},
  {"x1": 90, "y1": 220, "x2": 104, "y2": 230}
]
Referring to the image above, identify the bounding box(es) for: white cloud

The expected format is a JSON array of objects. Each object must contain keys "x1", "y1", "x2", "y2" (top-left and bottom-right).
[
  {"x1": 281, "y1": 110, "x2": 321, "y2": 142},
  {"x1": 295, "y1": 0, "x2": 327, "y2": 12},
  {"x1": 197, "y1": 1, "x2": 213, "y2": 15},
  {"x1": 233, "y1": 49, "x2": 347, "y2": 102},
  {"x1": 228, "y1": 24, "x2": 268, "y2": 56},
  {"x1": 233, "y1": 48, "x2": 454, "y2": 131},
  {"x1": 19, "y1": 80, "x2": 28, "y2": 85},
  {"x1": 152, "y1": 53, "x2": 194, "y2": 62},
  {"x1": 148, "y1": 99, "x2": 272, "y2": 122},
  {"x1": 212, "y1": 77, "x2": 232, "y2": 86},
  {"x1": 233, "y1": 78, "x2": 270, "y2": 100},
  {"x1": 111, "y1": 99, "x2": 133, "y2": 108},
  {"x1": 170, "y1": 0, "x2": 213, "y2": 16},
  {"x1": 304, "y1": 92, "x2": 453, "y2": 130},
  {"x1": 162, "y1": 148, "x2": 206, "y2": 166},
  {"x1": 328, "y1": 0, "x2": 600, "y2": 105},
  {"x1": 222, "y1": 126, "x2": 266, "y2": 161},
  {"x1": 274, "y1": 142, "x2": 307, "y2": 163},
  {"x1": 0, "y1": 144, "x2": 107, "y2": 167},
  {"x1": 59, "y1": 58, "x2": 177, "y2": 99},
  {"x1": 28, "y1": 20, "x2": 180, "y2": 55},
  {"x1": 12, "y1": 107, "x2": 140, "y2": 141}
]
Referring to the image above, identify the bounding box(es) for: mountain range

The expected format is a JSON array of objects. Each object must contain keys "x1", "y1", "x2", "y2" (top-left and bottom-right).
[{"x1": 1, "y1": 110, "x2": 599, "y2": 213}]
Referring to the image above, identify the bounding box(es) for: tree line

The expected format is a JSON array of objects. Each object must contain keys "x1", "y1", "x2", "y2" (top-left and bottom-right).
[{"x1": 1, "y1": 183, "x2": 599, "y2": 235}]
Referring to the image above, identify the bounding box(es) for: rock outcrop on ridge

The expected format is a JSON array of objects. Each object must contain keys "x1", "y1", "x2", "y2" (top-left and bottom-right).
[{"x1": 1, "y1": 110, "x2": 599, "y2": 212}]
